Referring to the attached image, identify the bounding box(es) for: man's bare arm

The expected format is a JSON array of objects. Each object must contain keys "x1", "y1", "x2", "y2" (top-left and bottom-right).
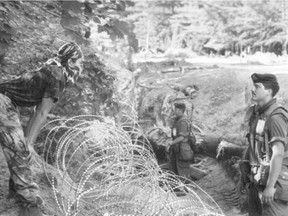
[
  {"x1": 266, "y1": 142, "x2": 285, "y2": 188},
  {"x1": 171, "y1": 136, "x2": 184, "y2": 145},
  {"x1": 167, "y1": 136, "x2": 184, "y2": 152},
  {"x1": 25, "y1": 97, "x2": 55, "y2": 147},
  {"x1": 262, "y1": 142, "x2": 285, "y2": 203}
]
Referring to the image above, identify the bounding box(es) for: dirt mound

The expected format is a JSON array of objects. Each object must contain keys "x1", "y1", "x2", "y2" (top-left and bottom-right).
[{"x1": 196, "y1": 158, "x2": 247, "y2": 216}]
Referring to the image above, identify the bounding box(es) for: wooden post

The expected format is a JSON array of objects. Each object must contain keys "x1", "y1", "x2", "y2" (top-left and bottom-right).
[{"x1": 145, "y1": 16, "x2": 150, "y2": 53}]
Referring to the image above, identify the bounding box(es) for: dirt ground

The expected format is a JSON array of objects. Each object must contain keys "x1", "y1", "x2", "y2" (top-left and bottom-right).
[
  {"x1": 136, "y1": 61, "x2": 288, "y2": 216},
  {"x1": 1, "y1": 61, "x2": 288, "y2": 216}
]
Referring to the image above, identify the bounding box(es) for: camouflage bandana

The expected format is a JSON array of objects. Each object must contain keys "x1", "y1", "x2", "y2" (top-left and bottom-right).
[
  {"x1": 64, "y1": 57, "x2": 83, "y2": 83},
  {"x1": 44, "y1": 56, "x2": 83, "y2": 84},
  {"x1": 57, "y1": 42, "x2": 84, "y2": 83}
]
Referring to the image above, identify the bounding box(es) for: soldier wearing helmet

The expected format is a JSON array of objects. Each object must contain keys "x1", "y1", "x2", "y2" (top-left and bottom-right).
[{"x1": 0, "y1": 42, "x2": 83, "y2": 215}]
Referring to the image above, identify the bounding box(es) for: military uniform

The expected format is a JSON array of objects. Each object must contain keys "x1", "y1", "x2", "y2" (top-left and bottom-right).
[
  {"x1": 0, "y1": 63, "x2": 65, "y2": 206},
  {"x1": 161, "y1": 91, "x2": 194, "y2": 127},
  {"x1": 246, "y1": 98, "x2": 288, "y2": 215},
  {"x1": 161, "y1": 115, "x2": 194, "y2": 178}
]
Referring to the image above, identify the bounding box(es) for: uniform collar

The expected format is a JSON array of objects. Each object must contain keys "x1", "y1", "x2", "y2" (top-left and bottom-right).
[
  {"x1": 256, "y1": 98, "x2": 277, "y2": 115},
  {"x1": 173, "y1": 114, "x2": 185, "y2": 122}
]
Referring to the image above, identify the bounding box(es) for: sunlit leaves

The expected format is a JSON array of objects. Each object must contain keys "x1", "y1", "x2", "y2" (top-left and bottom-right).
[{"x1": 58, "y1": 0, "x2": 137, "y2": 47}]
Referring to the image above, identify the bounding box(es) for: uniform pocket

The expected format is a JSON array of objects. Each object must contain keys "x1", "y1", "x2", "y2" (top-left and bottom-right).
[
  {"x1": 275, "y1": 170, "x2": 288, "y2": 202},
  {"x1": 178, "y1": 142, "x2": 194, "y2": 161}
]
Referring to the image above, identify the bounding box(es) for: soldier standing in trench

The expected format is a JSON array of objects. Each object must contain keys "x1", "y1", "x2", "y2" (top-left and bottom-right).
[
  {"x1": 162, "y1": 83, "x2": 198, "y2": 128},
  {"x1": 167, "y1": 84, "x2": 198, "y2": 120},
  {"x1": 160, "y1": 103, "x2": 195, "y2": 179},
  {"x1": 241, "y1": 73, "x2": 288, "y2": 216},
  {"x1": 0, "y1": 42, "x2": 83, "y2": 216}
]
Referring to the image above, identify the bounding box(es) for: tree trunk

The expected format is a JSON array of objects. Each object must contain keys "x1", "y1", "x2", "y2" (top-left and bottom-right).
[
  {"x1": 127, "y1": 45, "x2": 133, "y2": 71},
  {"x1": 201, "y1": 134, "x2": 222, "y2": 157},
  {"x1": 170, "y1": 24, "x2": 179, "y2": 49},
  {"x1": 171, "y1": 1, "x2": 175, "y2": 14},
  {"x1": 282, "y1": 0, "x2": 288, "y2": 55},
  {"x1": 283, "y1": 37, "x2": 288, "y2": 56},
  {"x1": 145, "y1": 18, "x2": 150, "y2": 52},
  {"x1": 261, "y1": 45, "x2": 263, "y2": 53}
]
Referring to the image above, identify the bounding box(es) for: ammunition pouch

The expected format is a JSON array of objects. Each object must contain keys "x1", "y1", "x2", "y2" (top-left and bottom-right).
[
  {"x1": 275, "y1": 166, "x2": 288, "y2": 201},
  {"x1": 248, "y1": 182, "x2": 263, "y2": 215},
  {"x1": 258, "y1": 164, "x2": 270, "y2": 186},
  {"x1": 188, "y1": 133, "x2": 196, "y2": 152},
  {"x1": 169, "y1": 143, "x2": 179, "y2": 155},
  {"x1": 239, "y1": 160, "x2": 251, "y2": 185},
  {"x1": 178, "y1": 142, "x2": 194, "y2": 162}
]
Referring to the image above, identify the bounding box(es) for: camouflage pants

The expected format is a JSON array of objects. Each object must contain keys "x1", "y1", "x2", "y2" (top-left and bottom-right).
[
  {"x1": 262, "y1": 199, "x2": 288, "y2": 216},
  {"x1": 160, "y1": 143, "x2": 192, "y2": 178},
  {"x1": 0, "y1": 93, "x2": 41, "y2": 206},
  {"x1": 248, "y1": 183, "x2": 288, "y2": 216}
]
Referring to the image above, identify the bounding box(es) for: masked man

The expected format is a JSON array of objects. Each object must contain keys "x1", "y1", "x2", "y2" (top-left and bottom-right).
[
  {"x1": 244, "y1": 73, "x2": 288, "y2": 216},
  {"x1": 0, "y1": 42, "x2": 83, "y2": 216}
]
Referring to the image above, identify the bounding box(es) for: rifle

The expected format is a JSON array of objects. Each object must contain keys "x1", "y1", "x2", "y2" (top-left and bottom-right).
[
  {"x1": 239, "y1": 160, "x2": 251, "y2": 193},
  {"x1": 253, "y1": 133, "x2": 270, "y2": 186},
  {"x1": 239, "y1": 160, "x2": 263, "y2": 215},
  {"x1": 248, "y1": 183, "x2": 263, "y2": 216}
]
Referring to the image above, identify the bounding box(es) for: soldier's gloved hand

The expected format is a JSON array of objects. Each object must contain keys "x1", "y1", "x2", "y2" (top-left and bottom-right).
[
  {"x1": 27, "y1": 144, "x2": 37, "y2": 157},
  {"x1": 26, "y1": 143, "x2": 42, "y2": 165}
]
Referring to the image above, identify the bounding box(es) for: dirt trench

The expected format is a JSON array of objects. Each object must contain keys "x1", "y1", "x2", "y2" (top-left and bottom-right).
[{"x1": 1, "y1": 61, "x2": 288, "y2": 216}]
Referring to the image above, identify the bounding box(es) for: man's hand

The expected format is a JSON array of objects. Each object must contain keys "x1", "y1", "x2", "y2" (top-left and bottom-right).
[
  {"x1": 25, "y1": 142, "x2": 42, "y2": 165},
  {"x1": 27, "y1": 143, "x2": 35, "y2": 153},
  {"x1": 262, "y1": 186, "x2": 276, "y2": 204},
  {"x1": 261, "y1": 141, "x2": 284, "y2": 204},
  {"x1": 165, "y1": 141, "x2": 172, "y2": 153},
  {"x1": 166, "y1": 140, "x2": 175, "y2": 151}
]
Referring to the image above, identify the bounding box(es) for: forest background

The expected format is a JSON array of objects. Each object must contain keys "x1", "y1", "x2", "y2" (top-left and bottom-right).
[{"x1": 1, "y1": 0, "x2": 288, "y2": 215}]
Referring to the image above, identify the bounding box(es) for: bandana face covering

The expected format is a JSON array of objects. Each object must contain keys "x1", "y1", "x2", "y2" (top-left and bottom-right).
[{"x1": 64, "y1": 57, "x2": 83, "y2": 83}]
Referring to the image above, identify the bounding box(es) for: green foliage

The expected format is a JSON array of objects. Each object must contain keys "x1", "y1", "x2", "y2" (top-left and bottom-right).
[
  {"x1": 1, "y1": 0, "x2": 138, "y2": 62},
  {"x1": 98, "y1": 19, "x2": 138, "y2": 52},
  {"x1": 54, "y1": 53, "x2": 116, "y2": 117},
  {"x1": 131, "y1": 0, "x2": 288, "y2": 55},
  {"x1": 56, "y1": 0, "x2": 138, "y2": 48},
  {"x1": 0, "y1": 2, "x2": 17, "y2": 62},
  {"x1": 0, "y1": 1, "x2": 128, "y2": 120}
]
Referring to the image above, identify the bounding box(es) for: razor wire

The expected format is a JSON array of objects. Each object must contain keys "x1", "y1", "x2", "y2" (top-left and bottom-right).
[{"x1": 41, "y1": 115, "x2": 225, "y2": 216}]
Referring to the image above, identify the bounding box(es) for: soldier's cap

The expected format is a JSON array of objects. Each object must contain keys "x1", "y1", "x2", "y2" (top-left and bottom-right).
[
  {"x1": 251, "y1": 73, "x2": 280, "y2": 95},
  {"x1": 174, "y1": 103, "x2": 186, "y2": 110},
  {"x1": 251, "y1": 73, "x2": 277, "y2": 84}
]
